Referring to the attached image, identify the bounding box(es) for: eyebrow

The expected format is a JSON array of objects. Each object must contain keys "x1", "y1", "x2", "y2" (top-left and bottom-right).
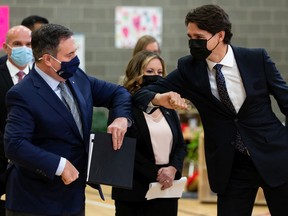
[{"x1": 66, "y1": 48, "x2": 77, "y2": 56}]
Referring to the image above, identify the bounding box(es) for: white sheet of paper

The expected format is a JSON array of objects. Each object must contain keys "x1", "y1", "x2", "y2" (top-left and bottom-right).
[{"x1": 145, "y1": 177, "x2": 187, "y2": 200}]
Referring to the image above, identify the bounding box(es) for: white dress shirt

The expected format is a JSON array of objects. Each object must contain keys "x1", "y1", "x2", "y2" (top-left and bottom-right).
[
  {"x1": 6, "y1": 60, "x2": 29, "y2": 85},
  {"x1": 206, "y1": 45, "x2": 246, "y2": 113}
]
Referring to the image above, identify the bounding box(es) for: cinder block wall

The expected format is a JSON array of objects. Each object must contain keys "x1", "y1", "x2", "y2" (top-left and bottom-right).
[{"x1": 1, "y1": 0, "x2": 288, "y2": 120}]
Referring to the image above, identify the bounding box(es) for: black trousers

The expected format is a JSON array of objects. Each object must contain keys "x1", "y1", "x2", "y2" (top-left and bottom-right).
[
  {"x1": 5, "y1": 209, "x2": 85, "y2": 216},
  {"x1": 217, "y1": 151, "x2": 288, "y2": 216},
  {"x1": 115, "y1": 198, "x2": 178, "y2": 216},
  {"x1": 0, "y1": 200, "x2": 5, "y2": 216}
]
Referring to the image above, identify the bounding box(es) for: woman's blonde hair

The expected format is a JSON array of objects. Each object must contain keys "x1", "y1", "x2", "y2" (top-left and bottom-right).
[{"x1": 123, "y1": 50, "x2": 166, "y2": 95}]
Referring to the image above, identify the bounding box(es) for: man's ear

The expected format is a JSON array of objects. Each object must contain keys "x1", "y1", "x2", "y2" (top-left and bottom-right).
[
  {"x1": 41, "y1": 54, "x2": 53, "y2": 66},
  {"x1": 3, "y1": 42, "x2": 9, "y2": 54},
  {"x1": 218, "y1": 31, "x2": 225, "y2": 42}
]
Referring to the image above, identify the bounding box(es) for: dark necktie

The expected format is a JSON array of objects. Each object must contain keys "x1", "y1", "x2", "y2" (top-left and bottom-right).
[
  {"x1": 59, "y1": 82, "x2": 83, "y2": 138},
  {"x1": 214, "y1": 64, "x2": 248, "y2": 155},
  {"x1": 17, "y1": 71, "x2": 25, "y2": 83}
]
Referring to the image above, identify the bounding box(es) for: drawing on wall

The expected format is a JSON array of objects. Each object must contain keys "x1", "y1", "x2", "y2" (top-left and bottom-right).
[
  {"x1": 0, "y1": 5, "x2": 9, "y2": 50},
  {"x1": 115, "y1": 6, "x2": 162, "y2": 49}
]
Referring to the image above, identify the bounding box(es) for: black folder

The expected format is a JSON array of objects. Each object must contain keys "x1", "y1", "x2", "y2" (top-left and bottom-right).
[{"x1": 87, "y1": 132, "x2": 136, "y2": 189}]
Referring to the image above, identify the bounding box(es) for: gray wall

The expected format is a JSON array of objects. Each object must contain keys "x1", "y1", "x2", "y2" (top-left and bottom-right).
[{"x1": 1, "y1": 0, "x2": 288, "y2": 120}]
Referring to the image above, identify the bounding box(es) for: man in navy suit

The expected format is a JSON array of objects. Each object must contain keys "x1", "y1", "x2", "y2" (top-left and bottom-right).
[
  {"x1": 133, "y1": 4, "x2": 288, "y2": 216},
  {"x1": 0, "y1": 25, "x2": 32, "y2": 216},
  {"x1": 4, "y1": 23, "x2": 132, "y2": 216},
  {"x1": 0, "y1": 15, "x2": 49, "y2": 65}
]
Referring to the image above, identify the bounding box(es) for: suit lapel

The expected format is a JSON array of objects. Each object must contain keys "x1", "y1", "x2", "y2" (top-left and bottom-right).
[
  {"x1": 0, "y1": 63, "x2": 14, "y2": 89},
  {"x1": 30, "y1": 69, "x2": 82, "y2": 139},
  {"x1": 232, "y1": 46, "x2": 253, "y2": 114},
  {"x1": 132, "y1": 107, "x2": 155, "y2": 156},
  {"x1": 160, "y1": 107, "x2": 177, "y2": 154}
]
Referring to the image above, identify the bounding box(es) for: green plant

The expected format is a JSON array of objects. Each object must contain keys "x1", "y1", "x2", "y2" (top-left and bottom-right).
[
  {"x1": 91, "y1": 108, "x2": 108, "y2": 132},
  {"x1": 185, "y1": 127, "x2": 202, "y2": 162}
]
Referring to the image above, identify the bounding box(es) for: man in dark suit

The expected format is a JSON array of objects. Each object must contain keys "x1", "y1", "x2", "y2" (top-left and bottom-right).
[
  {"x1": 0, "y1": 25, "x2": 32, "y2": 216},
  {"x1": 4, "y1": 23, "x2": 132, "y2": 216},
  {"x1": 0, "y1": 15, "x2": 49, "y2": 65},
  {"x1": 133, "y1": 4, "x2": 288, "y2": 216}
]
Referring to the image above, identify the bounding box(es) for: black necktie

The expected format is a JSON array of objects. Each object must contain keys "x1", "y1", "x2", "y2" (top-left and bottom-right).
[
  {"x1": 214, "y1": 64, "x2": 248, "y2": 155},
  {"x1": 59, "y1": 82, "x2": 83, "y2": 138}
]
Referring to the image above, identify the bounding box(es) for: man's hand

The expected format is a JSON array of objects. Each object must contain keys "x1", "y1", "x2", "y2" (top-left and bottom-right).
[
  {"x1": 61, "y1": 160, "x2": 79, "y2": 185},
  {"x1": 107, "y1": 117, "x2": 128, "y2": 150},
  {"x1": 152, "y1": 92, "x2": 188, "y2": 110},
  {"x1": 157, "y1": 166, "x2": 177, "y2": 190}
]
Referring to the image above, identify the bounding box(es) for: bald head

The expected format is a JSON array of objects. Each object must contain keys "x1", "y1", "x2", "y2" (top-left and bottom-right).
[
  {"x1": 3, "y1": 25, "x2": 32, "y2": 68},
  {"x1": 5, "y1": 25, "x2": 31, "y2": 44}
]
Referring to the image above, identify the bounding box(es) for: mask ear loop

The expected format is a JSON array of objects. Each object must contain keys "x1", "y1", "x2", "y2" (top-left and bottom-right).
[
  {"x1": 207, "y1": 33, "x2": 220, "y2": 52},
  {"x1": 38, "y1": 55, "x2": 60, "y2": 73}
]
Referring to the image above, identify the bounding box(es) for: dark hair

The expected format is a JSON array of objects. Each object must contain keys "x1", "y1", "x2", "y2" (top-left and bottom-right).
[
  {"x1": 21, "y1": 15, "x2": 49, "y2": 30},
  {"x1": 32, "y1": 24, "x2": 73, "y2": 61},
  {"x1": 185, "y1": 4, "x2": 233, "y2": 44}
]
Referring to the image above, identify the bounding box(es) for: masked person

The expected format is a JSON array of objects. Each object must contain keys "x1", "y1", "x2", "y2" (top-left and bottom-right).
[
  {"x1": 4, "y1": 23, "x2": 132, "y2": 216},
  {"x1": 0, "y1": 25, "x2": 33, "y2": 216},
  {"x1": 112, "y1": 50, "x2": 186, "y2": 216},
  {"x1": 133, "y1": 4, "x2": 288, "y2": 216},
  {"x1": 0, "y1": 15, "x2": 49, "y2": 65}
]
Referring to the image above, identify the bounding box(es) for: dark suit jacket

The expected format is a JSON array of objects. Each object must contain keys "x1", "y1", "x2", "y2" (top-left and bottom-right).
[
  {"x1": 0, "y1": 55, "x2": 8, "y2": 66},
  {"x1": 4, "y1": 67, "x2": 132, "y2": 215},
  {"x1": 0, "y1": 62, "x2": 13, "y2": 195},
  {"x1": 133, "y1": 46, "x2": 288, "y2": 194},
  {"x1": 112, "y1": 106, "x2": 186, "y2": 201}
]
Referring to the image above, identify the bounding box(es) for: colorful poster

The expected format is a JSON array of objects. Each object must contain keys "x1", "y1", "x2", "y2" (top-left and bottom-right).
[
  {"x1": 0, "y1": 5, "x2": 9, "y2": 50},
  {"x1": 115, "y1": 6, "x2": 162, "y2": 49}
]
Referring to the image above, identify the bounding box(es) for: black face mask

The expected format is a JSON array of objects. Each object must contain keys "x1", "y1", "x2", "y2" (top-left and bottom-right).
[
  {"x1": 189, "y1": 34, "x2": 218, "y2": 61},
  {"x1": 51, "y1": 55, "x2": 80, "y2": 79},
  {"x1": 140, "y1": 75, "x2": 163, "y2": 87}
]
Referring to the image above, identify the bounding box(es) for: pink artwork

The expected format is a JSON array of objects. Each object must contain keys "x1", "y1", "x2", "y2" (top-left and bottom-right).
[
  {"x1": 0, "y1": 5, "x2": 9, "y2": 50},
  {"x1": 115, "y1": 6, "x2": 162, "y2": 48}
]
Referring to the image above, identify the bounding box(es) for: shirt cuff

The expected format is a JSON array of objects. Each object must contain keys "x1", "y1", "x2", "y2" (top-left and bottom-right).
[
  {"x1": 55, "y1": 157, "x2": 66, "y2": 176},
  {"x1": 127, "y1": 118, "x2": 133, "y2": 127},
  {"x1": 146, "y1": 101, "x2": 159, "y2": 113}
]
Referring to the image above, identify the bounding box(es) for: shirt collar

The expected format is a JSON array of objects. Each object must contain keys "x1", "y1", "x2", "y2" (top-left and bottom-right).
[
  {"x1": 6, "y1": 60, "x2": 30, "y2": 77},
  {"x1": 34, "y1": 64, "x2": 60, "y2": 91},
  {"x1": 206, "y1": 45, "x2": 234, "y2": 71}
]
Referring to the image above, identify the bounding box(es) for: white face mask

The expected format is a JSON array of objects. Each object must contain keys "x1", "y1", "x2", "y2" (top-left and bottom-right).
[{"x1": 7, "y1": 45, "x2": 34, "y2": 66}]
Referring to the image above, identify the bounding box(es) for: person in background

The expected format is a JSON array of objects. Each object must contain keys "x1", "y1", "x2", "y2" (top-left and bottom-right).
[
  {"x1": 21, "y1": 15, "x2": 49, "y2": 32},
  {"x1": 119, "y1": 35, "x2": 161, "y2": 85},
  {"x1": 112, "y1": 50, "x2": 186, "y2": 216},
  {"x1": 133, "y1": 4, "x2": 288, "y2": 216},
  {"x1": 0, "y1": 15, "x2": 49, "y2": 65},
  {"x1": 0, "y1": 25, "x2": 33, "y2": 216},
  {"x1": 132, "y1": 35, "x2": 161, "y2": 56},
  {"x1": 4, "y1": 23, "x2": 132, "y2": 216}
]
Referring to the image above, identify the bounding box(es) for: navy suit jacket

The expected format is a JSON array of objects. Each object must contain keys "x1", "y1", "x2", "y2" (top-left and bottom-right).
[
  {"x1": 4, "y1": 67, "x2": 132, "y2": 215},
  {"x1": 112, "y1": 106, "x2": 186, "y2": 201},
  {"x1": 133, "y1": 46, "x2": 288, "y2": 194},
  {"x1": 0, "y1": 62, "x2": 13, "y2": 195}
]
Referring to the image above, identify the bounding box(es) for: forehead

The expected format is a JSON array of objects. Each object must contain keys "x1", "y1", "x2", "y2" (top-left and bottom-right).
[
  {"x1": 7, "y1": 27, "x2": 31, "y2": 44},
  {"x1": 187, "y1": 22, "x2": 209, "y2": 36},
  {"x1": 145, "y1": 42, "x2": 159, "y2": 51},
  {"x1": 146, "y1": 58, "x2": 162, "y2": 68},
  {"x1": 57, "y1": 36, "x2": 77, "y2": 54}
]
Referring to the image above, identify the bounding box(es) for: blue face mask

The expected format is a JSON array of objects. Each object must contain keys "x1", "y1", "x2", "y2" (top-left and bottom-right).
[
  {"x1": 50, "y1": 55, "x2": 80, "y2": 79},
  {"x1": 8, "y1": 45, "x2": 33, "y2": 67}
]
